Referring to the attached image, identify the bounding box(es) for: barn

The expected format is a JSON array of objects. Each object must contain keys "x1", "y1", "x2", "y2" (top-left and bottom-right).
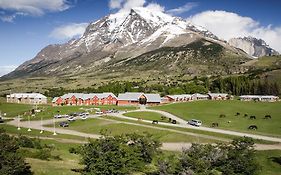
[{"x1": 117, "y1": 92, "x2": 161, "y2": 106}]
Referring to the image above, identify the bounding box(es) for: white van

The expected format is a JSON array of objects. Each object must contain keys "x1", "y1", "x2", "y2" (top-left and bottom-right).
[{"x1": 188, "y1": 119, "x2": 202, "y2": 127}]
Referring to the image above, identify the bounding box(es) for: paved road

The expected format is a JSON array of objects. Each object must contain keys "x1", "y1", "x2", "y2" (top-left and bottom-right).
[{"x1": 113, "y1": 109, "x2": 281, "y2": 143}]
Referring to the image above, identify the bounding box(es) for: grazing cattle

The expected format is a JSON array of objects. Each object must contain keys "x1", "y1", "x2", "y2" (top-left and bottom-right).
[
  {"x1": 248, "y1": 125, "x2": 258, "y2": 130},
  {"x1": 235, "y1": 112, "x2": 240, "y2": 116},
  {"x1": 211, "y1": 122, "x2": 219, "y2": 127},
  {"x1": 168, "y1": 118, "x2": 172, "y2": 122},
  {"x1": 264, "y1": 115, "x2": 272, "y2": 119},
  {"x1": 250, "y1": 116, "x2": 256, "y2": 120},
  {"x1": 152, "y1": 120, "x2": 158, "y2": 124},
  {"x1": 219, "y1": 114, "x2": 226, "y2": 118},
  {"x1": 172, "y1": 120, "x2": 177, "y2": 124},
  {"x1": 244, "y1": 114, "x2": 248, "y2": 117}
]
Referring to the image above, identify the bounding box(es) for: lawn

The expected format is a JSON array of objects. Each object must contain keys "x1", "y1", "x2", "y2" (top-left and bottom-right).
[
  {"x1": 0, "y1": 102, "x2": 33, "y2": 118},
  {"x1": 104, "y1": 116, "x2": 277, "y2": 144},
  {"x1": 150, "y1": 100, "x2": 281, "y2": 137},
  {"x1": 25, "y1": 139, "x2": 83, "y2": 175},
  {"x1": 0, "y1": 124, "x2": 85, "y2": 140},
  {"x1": 53, "y1": 118, "x2": 215, "y2": 143},
  {"x1": 124, "y1": 111, "x2": 170, "y2": 123},
  {"x1": 256, "y1": 150, "x2": 281, "y2": 175}
]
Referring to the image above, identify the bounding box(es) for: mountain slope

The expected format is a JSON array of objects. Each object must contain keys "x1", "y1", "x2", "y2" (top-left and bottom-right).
[
  {"x1": 3, "y1": 7, "x2": 249, "y2": 79},
  {"x1": 228, "y1": 36, "x2": 279, "y2": 58}
]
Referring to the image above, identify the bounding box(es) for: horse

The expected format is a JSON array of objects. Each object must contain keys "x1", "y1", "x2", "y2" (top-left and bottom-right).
[
  {"x1": 211, "y1": 122, "x2": 219, "y2": 127},
  {"x1": 264, "y1": 115, "x2": 272, "y2": 119},
  {"x1": 248, "y1": 125, "x2": 258, "y2": 130},
  {"x1": 219, "y1": 114, "x2": 226, "y2": 118},
  {"x1": 250, "y1": 116, "x2": 256, "y2": 120},
  {"x1": 152, "y1": 120, "x2": 158, "y2": 124}
]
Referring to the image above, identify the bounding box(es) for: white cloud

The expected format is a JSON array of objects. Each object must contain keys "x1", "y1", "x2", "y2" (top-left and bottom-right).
[
  {"x1": 167, "y1": 2, "x2": 198, "y2": 15},
  {"x1": 50, "y1": 23, "x2": 88, "y2": 40},
  {"x1": 0, "y1": 65, "x2": 17, "y2": 77},
  {"x1": 0, "y1": 0, "x2": 71, "y2": 22},
  {"x1": 146, "y1": 3, "x2": 165, "y2": 12},
  {"x1": 109, "y1": 0, "x2": 146, "y2": 11},
  {"x1": 187, "y1": 10, "x2": 281, "y2": 52},
  {"x1": 109, "y1": 0, "x2": 124, "y2": 9}
]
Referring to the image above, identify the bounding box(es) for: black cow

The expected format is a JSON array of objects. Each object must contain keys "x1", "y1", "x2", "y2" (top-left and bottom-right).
[
  {"x1": 248, "y1": 125, "x2": 258, "y2": 130},
  {"x1": 250, "y1": 116, "x2": 256, "y2": 120},
  {"x1": 211, "y1": 122, "x2": 219, "y2": 127},
  {"x1": 264, "y1": 115, "x2": 272, "y2": 119}
]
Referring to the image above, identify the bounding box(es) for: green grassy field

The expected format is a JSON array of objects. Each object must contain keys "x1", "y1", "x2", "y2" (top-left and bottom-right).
[
  {"x1": 0, "y1": 124, "x2": 85, "y2": 140},
  {"x1": 0, "y1": 102, "x2": 33, "y2": 117},
  {"x1": 150, "y1": 100, "x2": 281, "y2": 137},
  {"x1": 104, "y1": 116, "x2": 277, "y2": 144},
  {"x1": 25, "y1": 139, "x2": 82, "y2": 175},
  {"x1": 256, "y1": 150, "x2": 281, "y2": 175},
  {"x1": 124, "y1": 111, "x2": 170, "y2": 123},
  {"x1": 51, "y1": 118, "x2": 215, "y2": 143}
]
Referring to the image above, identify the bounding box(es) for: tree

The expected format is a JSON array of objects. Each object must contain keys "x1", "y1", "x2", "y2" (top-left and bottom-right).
[
  {"x1": 0, "y1": 130, "x2": 33, "y2": 175},
  {"x1": 79, "y1": 133, "x2": 161, "y2": 175},
  {"x1": 154, "y1": 137, "x2": 260, "y2": 175},
  {"x1": 219, "y1": 137, "x2": 260, "y2": 175}
]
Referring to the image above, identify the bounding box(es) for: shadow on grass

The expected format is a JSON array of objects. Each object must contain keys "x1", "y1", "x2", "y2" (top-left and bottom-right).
[{"x1": 269, "y1": 157, "x2": 281, "y2": 165}]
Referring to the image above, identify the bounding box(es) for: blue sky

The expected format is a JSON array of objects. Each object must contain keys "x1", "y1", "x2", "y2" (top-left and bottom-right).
[{"x1": 0, "y1": 0, "x2": 280, "y2": 76}]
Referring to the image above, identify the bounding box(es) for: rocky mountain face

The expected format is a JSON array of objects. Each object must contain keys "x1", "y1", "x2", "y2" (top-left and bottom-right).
[
  {"x1": 228, "y1": 37, "x2": 279, "y2": 58},
  {"x1": 3, "y1": 7, "x2": 249, "y2": 79}
]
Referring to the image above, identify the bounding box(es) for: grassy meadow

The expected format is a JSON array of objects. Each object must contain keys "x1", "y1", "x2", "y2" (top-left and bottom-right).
[
  {"x1": 50, "y1": 118, "x2": 216, "y2": 143},
  {"x1": 124, "y1": 111, "x2": 170, "y2": 123},
  {"x1": 150, "y1": 100, "x2": 281, "y2": 137}
]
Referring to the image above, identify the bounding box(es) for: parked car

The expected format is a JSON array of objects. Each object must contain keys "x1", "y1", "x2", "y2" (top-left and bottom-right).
[
  {"x1": 61, "y1": 114, "x2": 69, "y2": 118},
  {"x1": 80, "y1": 115, "x2": 88, "y2": 120},
  {"x1": 82, "y1": 112, "x2": 89, "y2": 116},
  {"x1": 54, "y1": 114, "x2": 62, "y2": 118},
  {"x1": 59, "y1": 122, "x2": 69, "y2": 127},
  {"x1": 95, "y1": 111, "x2": 103, "y2": 115},
  {"x1": 188, "y1": 119, "x2": 202, "y2": 127},
  {"x1": 67, "y1": 116, "x2": 76, "y2": 122}
]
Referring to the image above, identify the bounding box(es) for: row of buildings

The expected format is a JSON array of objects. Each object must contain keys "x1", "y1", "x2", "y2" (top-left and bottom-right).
[
  {"x1": 6, "y1": 92, "x2": 279, "y2": 105},
  {"x1": 6, "y1": 93, "x2": 48, "y2": 104}
]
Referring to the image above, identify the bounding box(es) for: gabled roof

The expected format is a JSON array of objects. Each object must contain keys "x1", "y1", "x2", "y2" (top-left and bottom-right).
[
  {"x1": 60, "y1": 93, "x2": 117, "y2": 100},
  {"x1": 240, "y1": 95, "x2": 279, "y2": 99},
  {"x1": 166, "y1": 94, "x2": 192, "y2": 100},
  {"x1": 8, "y1": 93, "x2": 47, "y2": 99},
  {"x1": 208, "y1": 93, "x2": 228, "y2": 97},
  {"x1": 52, "y1": 97, "x2": 59, "y2": 103},
  {"x1": 192, "y1": 93, "x2": 209, "y2": 98},
  {"x1": 118, "y1": 92, "x2": 161, "y2": 103}
]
